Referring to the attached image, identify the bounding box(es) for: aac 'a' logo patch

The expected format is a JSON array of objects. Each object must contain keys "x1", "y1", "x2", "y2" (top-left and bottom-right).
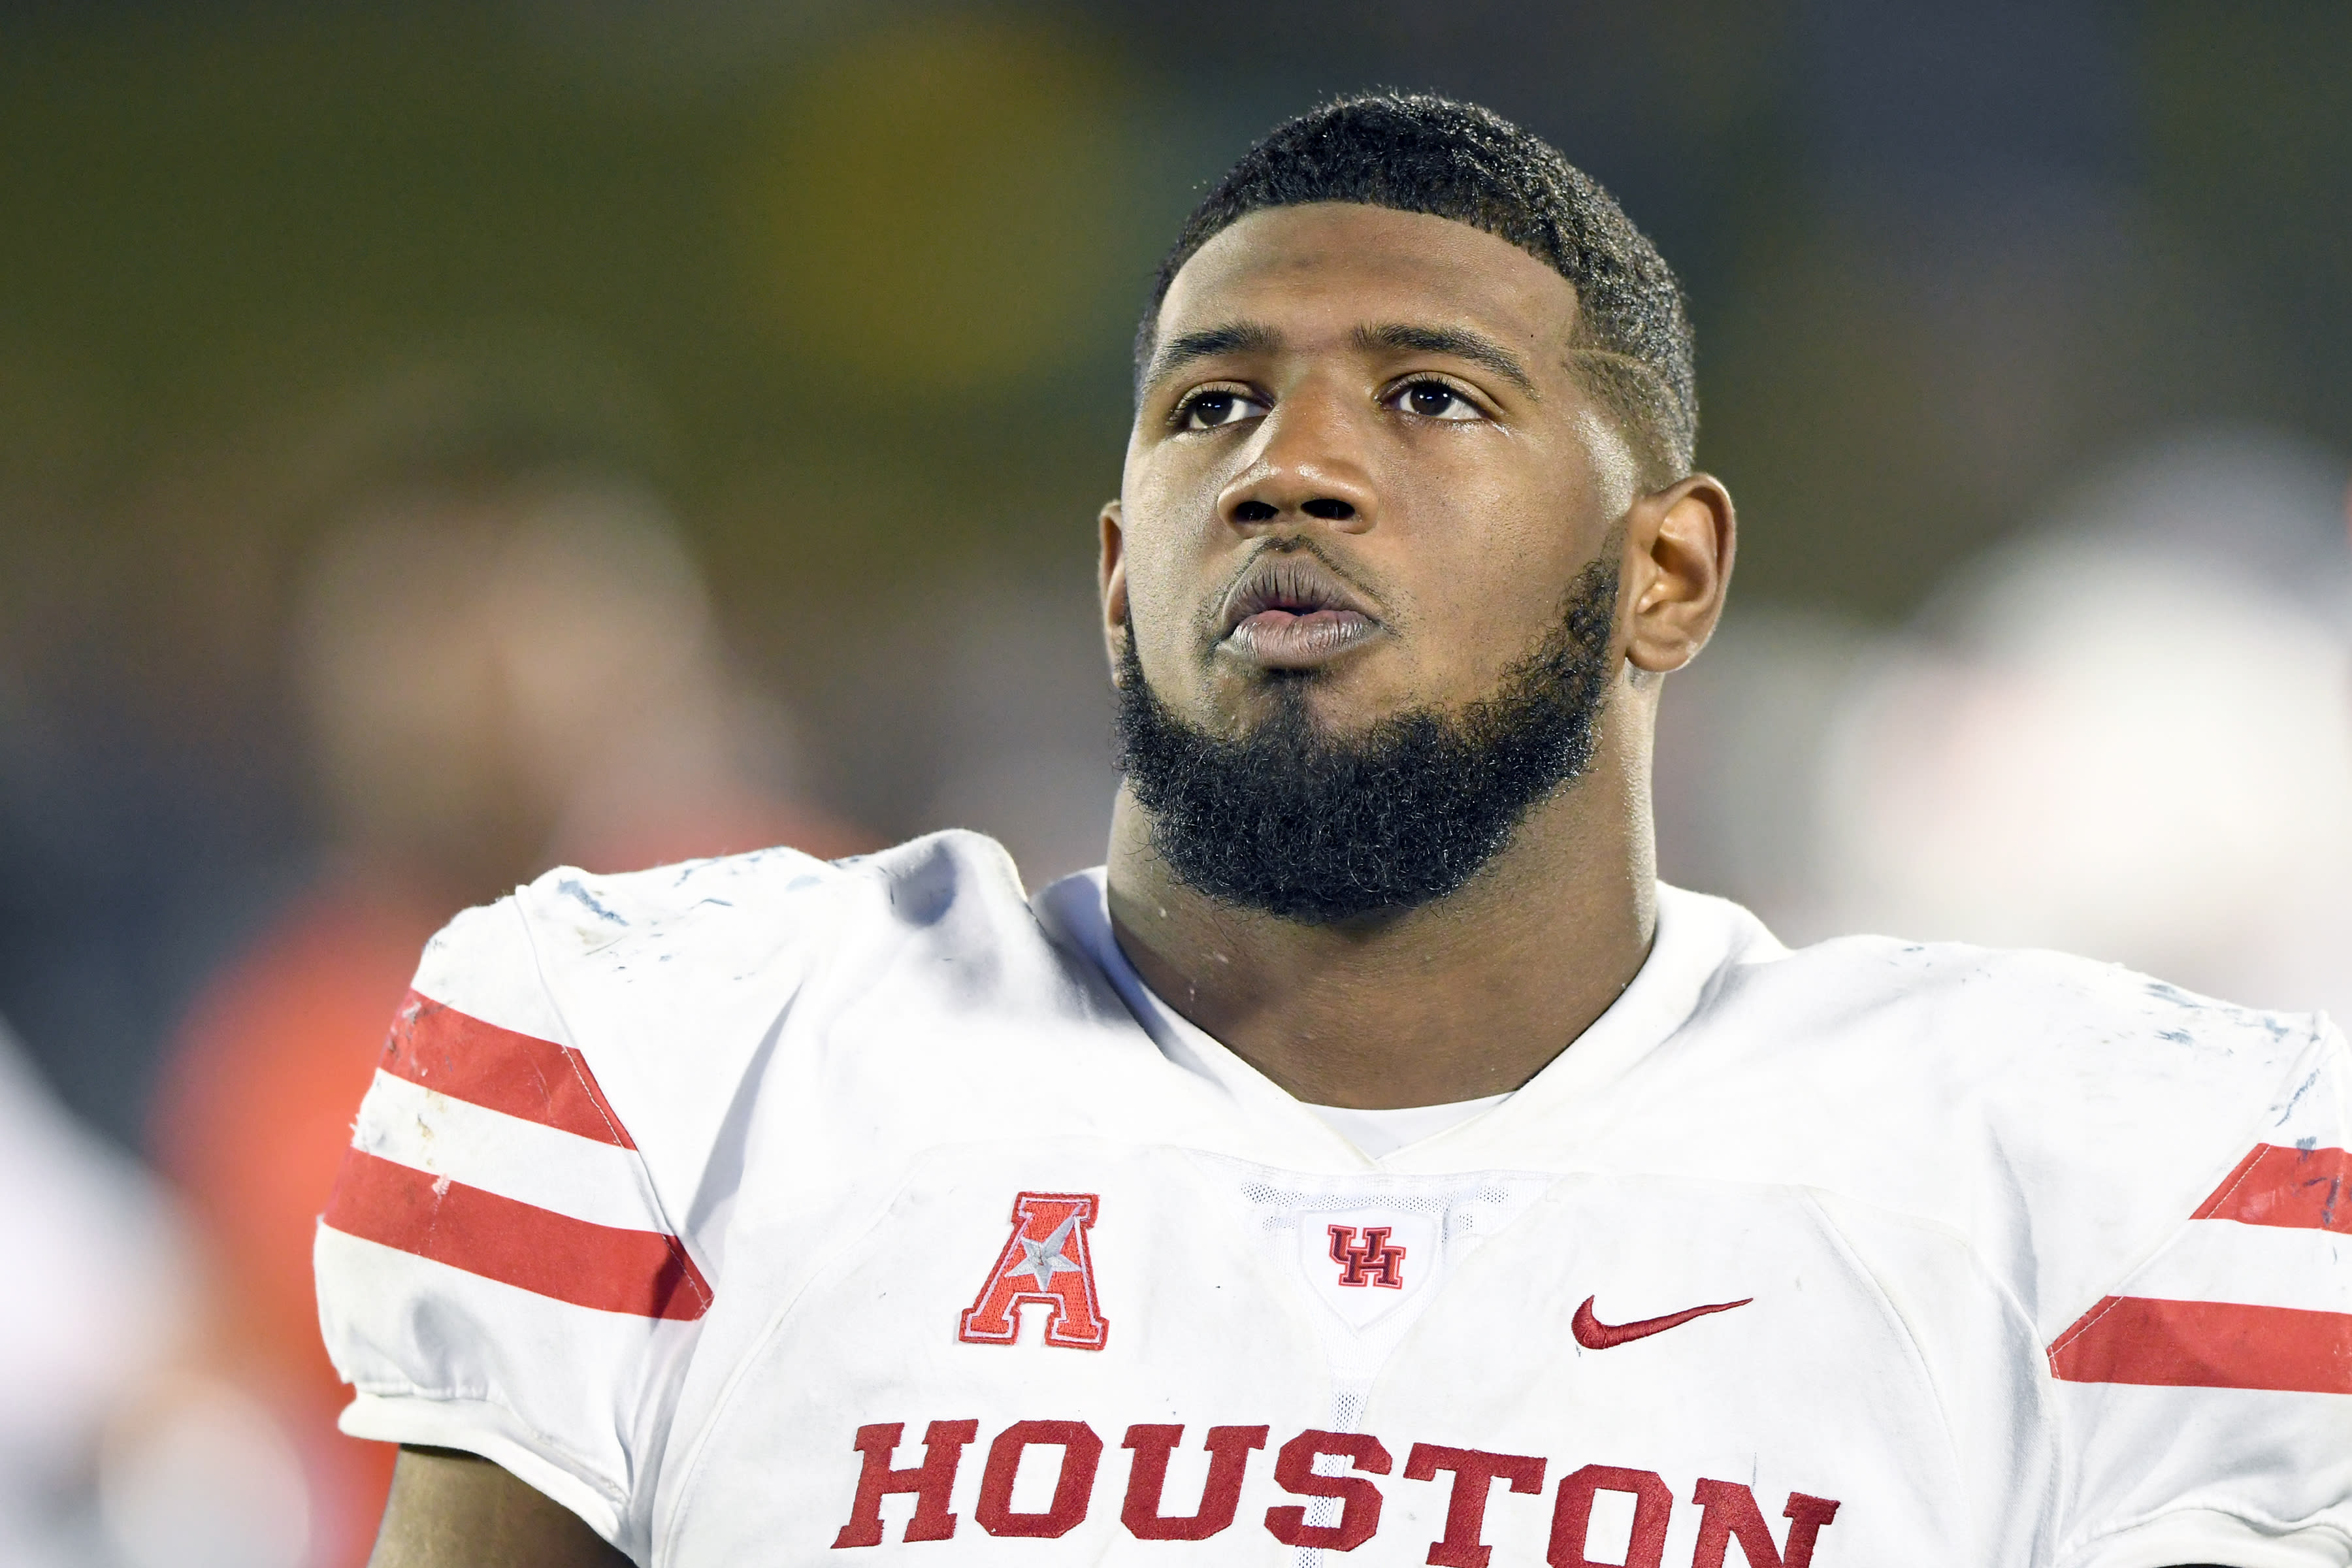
[{"x1": 958, "y1": 1192, "x2": 1109, "y2": 1350}]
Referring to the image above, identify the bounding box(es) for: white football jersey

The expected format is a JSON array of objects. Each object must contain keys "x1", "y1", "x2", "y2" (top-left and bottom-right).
[{"x1": 315, "y1": 831, "x2": 2352, "y2": 1568}]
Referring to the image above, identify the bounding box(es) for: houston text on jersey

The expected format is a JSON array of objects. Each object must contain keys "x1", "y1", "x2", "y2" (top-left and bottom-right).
[{"x1": 830, "y1": 1417, "x2": 1841, "y2": 1566}]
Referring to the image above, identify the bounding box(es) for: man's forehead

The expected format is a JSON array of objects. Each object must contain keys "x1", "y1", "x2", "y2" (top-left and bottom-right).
[{"x1": 1154, "y1": 202, "x2": 1582, "y2": 350}]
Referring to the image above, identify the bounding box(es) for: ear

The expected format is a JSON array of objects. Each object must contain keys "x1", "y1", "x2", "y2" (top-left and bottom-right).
[
  {"x1": 1099, "y1": 498, "x2": 1132, "y2": 681},
  {"x1": 1622, "y1": 473, "x2": 1735, "y2": 675}
]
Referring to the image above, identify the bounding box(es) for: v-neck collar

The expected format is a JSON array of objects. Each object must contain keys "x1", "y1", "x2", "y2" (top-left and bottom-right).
[
  {"x1": 1386, "y1": 883, "x2": 1783, "y2": 1171},
  {"x1": 1032, "y1": 870, "x2": 1782, "y2": 1171},
  {"x1": 1034, "y1": 870, "x2": 1371, "y2": 1166}
]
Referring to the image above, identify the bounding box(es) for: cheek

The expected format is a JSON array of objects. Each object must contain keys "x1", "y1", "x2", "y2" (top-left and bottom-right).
[
  {"x1": 1112, "y1": 515, "x2": 1214, "y2": 692},
  {"x1": 1113, "y1": 459, "x2": 1177, "y2": 613},
  {"x1": 1120, "y1": 551, "x2": 1189, "y2": 661},
  {"x1": 1381, "y1": 456, "x2": 1599, "y2": 685},
  {"x1": 1116, "y1": 451, "x2": 1242, "y2": 659}
]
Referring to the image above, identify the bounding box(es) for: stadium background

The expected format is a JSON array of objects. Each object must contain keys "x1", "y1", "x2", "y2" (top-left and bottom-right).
[{"x1": 0, "y1": 4, "x2": 2346, "y2": 1565}]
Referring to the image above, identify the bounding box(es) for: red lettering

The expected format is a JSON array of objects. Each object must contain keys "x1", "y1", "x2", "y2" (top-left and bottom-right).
[
  {"x1": 958, "y1": 1192, "x2": 1110, "y2": 1350},
  {"x1": 972, "y1": 1420, "x2": 1103, "y2": 1539},
  {"x1": 1548, "y1": 1465, "x2": 1671, "y2": 1568},
  {"x1": 1690, "y1": 1480, "x2": 1841, "y2": 1568},
  {"x1": 1330, "y1": 1224, "x2": 1409, "y2": 1288},
  {"x1": 1404, "y1": 1443, "x2": 1548, "y2": 1567},
  {"x1": 1264, "y1": 1429, "x2": 1393, "y2": 1552},
  {"x1": 1120, "y1": 1424, "x2": 1269, "y2": 1540},
  {"x1": 830, "y1": 1420, "x2": 979, "y2": 1548},
  {"x1": 839, "y1": 1414, "x2": 1848, "y2": 1559}
]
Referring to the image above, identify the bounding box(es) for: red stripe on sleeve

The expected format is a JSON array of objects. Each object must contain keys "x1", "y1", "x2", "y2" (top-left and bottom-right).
[
  {"x1": 2192, "y1": 1143, "x2": 2352, "y2": 1233},
  {"x1": 323, "y1": 1148, "x2": 711, "y2": 1320},
  {"x1": 2047, "y1": 1295, "x2": 2352, "y2": 1394},
  {"x1": 380, "y1": 990, "x2": 634, "y2": 1148}
]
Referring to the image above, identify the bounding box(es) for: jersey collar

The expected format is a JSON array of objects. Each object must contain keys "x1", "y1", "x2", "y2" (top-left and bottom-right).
[{"x1": 1033, "y1": 870, "x2": 1784, "y2": 1170}]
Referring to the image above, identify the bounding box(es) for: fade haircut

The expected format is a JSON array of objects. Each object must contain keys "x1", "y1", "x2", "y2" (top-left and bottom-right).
[{"x1": 1139, "y1": 92, "x2": 1697, "y2": 487}]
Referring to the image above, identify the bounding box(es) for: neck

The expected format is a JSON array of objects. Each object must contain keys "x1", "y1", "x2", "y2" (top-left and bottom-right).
[{"x1": 1104, "y1": 698, "x2": 1658, "y2": 1109}]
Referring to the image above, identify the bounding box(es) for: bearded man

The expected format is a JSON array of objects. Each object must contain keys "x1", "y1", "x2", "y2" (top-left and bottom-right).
[{"x1": 321, "y1": 95, "x2": 2349, "y2": 1568}]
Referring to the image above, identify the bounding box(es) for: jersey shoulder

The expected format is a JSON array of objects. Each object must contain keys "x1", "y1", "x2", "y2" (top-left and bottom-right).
[
  {"x1": 1748, "y1": 928, "x2": 2330, "y2": 1105},
  {"x1": 1705, "y1": 929, "x2": 2344, "y2": 1335},
  {"x1": 419, "y1": 826, "x2": 1046, "y2": 1021},
  {"x1": 321, "y1": 830, "x2": 1094, "y2": 1554},
  {"x1": 418, "y1": 829, "x2": 1102, "y2": 1222}
]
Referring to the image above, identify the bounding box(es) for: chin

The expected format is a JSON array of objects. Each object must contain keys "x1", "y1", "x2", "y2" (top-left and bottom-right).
[{"x1": 1217, "y1": 670, "x2": 1386, "y2": 742}]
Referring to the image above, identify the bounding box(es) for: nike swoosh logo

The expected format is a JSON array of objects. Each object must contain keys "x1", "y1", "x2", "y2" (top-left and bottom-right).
[{"x1": 1571, "y1": 1293, "x2": 1752, "y2": 1350}]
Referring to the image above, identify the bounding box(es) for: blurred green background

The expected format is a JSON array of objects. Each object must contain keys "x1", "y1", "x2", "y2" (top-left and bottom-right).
[{"x1": 0, "y1": 0, "x2": 2347, "y2": 1143}]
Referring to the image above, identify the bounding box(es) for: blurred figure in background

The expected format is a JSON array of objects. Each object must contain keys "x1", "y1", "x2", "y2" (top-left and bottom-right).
[
  {"x1": 146, "y1": 419, "x2": 868, "y2": 1567},
  {"x1": 1815, "y1": 425, "x2": 2352, "y2": 1019},
  {"x1": 0, "y1": 1012, "x2": 300, "y2": 1568},
  {"x1": 0, "y1": 1020, "x2": 183, "y2": 1568},
  {"x1": 1665, "y1": 424, "x2": 2352, "y2": 1022}
]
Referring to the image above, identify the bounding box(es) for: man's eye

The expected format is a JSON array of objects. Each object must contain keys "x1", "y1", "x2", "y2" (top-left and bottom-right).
[
  {"x1": 1391, "y1": 380, "x2": 1483, "y2": 421},
  {"x1": 1179, "y1": 389, "x2": 1266, "y2": 430}
]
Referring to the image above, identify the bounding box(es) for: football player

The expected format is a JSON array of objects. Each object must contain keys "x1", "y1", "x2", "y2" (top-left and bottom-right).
[{"x1": 326, "y1": 95, "x2": 2350, "y2": 1567}]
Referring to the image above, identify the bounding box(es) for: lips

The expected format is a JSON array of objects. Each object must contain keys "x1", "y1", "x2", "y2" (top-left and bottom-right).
[{"x1": 1216, "y1": 553, "x2": 1381, "y2": 669}]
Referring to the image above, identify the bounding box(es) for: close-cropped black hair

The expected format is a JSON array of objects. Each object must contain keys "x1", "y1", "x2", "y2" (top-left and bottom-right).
[{"x1": 1139, "y1": 92, "x2": 1696, "y2": 486}]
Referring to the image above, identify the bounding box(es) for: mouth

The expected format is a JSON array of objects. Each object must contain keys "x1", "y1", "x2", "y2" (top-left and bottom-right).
[{"x1": 1215, "y1": 552, "x2": 1382, "y2": 670}]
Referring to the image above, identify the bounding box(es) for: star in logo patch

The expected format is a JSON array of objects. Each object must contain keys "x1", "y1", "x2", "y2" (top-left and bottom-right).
[{"x1": 1010, "y1": 1213, "x2": 1085, "y2": 1289}]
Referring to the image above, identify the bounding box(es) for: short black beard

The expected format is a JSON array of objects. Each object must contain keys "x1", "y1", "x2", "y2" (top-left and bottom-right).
[{"x1": 1114, "y1": 550, "x2": 1621, "y2": 923}]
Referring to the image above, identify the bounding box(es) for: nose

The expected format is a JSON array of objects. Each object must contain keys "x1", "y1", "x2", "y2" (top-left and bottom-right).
[{"x1": 1216, "y1": 390, "x2": 1377, "y2": 533}]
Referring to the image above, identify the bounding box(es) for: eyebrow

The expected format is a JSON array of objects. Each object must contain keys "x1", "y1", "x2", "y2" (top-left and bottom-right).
[
  {"x1": 1351, "y1": 323, "x2": 1539, "y2": 398},
  {"x1": 1137, "y1": 318, "x2": 1542, "y2": 401},
  {"x1": 1141, "y1": 321, "x2": 1282, "y2": 395}
]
